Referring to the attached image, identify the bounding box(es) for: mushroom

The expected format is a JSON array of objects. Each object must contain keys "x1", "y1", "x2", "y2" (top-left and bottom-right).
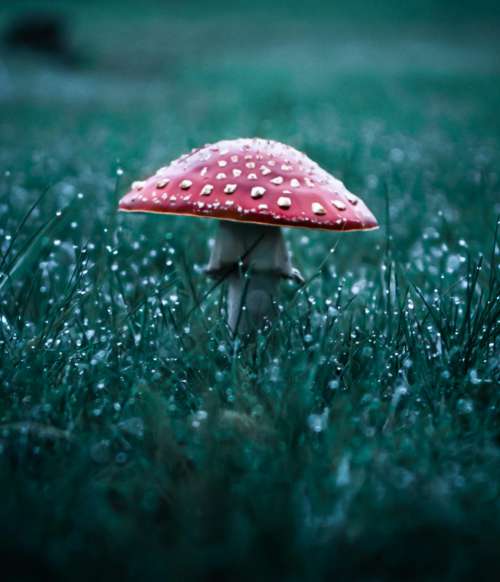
[{"x1": 118, "y1": 138, "x2": 378, "y2": 334}]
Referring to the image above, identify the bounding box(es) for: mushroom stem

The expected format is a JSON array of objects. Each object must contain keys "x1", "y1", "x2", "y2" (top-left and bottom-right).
[
  {"x1": 206, "y1": 221, "x2": 303, "y2": 334},
  {"x1": 227, "y1": 271, "x2": 280, "y2": 334}
]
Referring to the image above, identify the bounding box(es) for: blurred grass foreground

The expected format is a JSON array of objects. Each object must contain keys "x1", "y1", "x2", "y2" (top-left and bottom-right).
[{"x1": 0, "y1": 0, "x2": 499, "y2": 580}]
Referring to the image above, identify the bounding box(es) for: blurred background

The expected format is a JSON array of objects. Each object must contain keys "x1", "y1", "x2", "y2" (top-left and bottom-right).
[{"x1": 1, "y1": 0, "x2": 499, "y2": 248}]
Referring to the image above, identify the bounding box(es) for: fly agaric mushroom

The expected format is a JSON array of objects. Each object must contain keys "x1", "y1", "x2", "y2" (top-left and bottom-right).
[{"x1": 119, "y1": 138, "x2": 378, "y2": 334}]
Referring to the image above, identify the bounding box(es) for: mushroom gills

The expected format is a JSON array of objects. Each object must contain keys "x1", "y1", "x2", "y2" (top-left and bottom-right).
[{"x1": 206, "y1": 221, "x2": 303, "y2": 333}]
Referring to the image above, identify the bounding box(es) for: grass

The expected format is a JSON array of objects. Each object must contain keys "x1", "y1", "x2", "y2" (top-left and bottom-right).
[{"x1": 0, "y1": 1, "x2": 499, "y2": 580}]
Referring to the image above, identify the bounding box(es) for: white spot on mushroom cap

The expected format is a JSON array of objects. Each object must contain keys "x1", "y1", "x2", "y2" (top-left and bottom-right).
[
  {"x1": 271, "y1": 176, "x2": 284, "y2": 185},
  {"x1": 277, "y1": 196, "x2": 292, "y2": 209},
  {"x1": 332, "y1": 200, "x2": 347, "y2": 210},
  {"x1": 180, "y1": 179, "x2": 192, "y2": 190},
  {"x1": 216, "y1": 173, "x2": 227, "y2": 180},
  {"x1": 200, "y1": 184, "x2": 214, "y2": 196},
  {"x1": 224, "y1": 184, "x2": 237, "y2": 194},
  {"x1": 251, "y1": 186, "x2": 266, "y2": 198},
  {"x1": 156, "y1": 178, "x2": 170, "y2": 188},
  {"x1": 312, "y1": 202, "x2": 326, "y2": 215},
  {"x1": 132, "y1": 181, "x2": 146, "y2": 190}
]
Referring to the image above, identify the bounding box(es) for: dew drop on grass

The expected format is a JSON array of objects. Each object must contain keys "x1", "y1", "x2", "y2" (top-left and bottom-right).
[
  {"x1": 307, "y1": 408, "x2": 329, "y2": 433},
  {"x1": 457, "y1": 399, "x2": 474, "y2": 414},
  {"x1": 446, "y1": 254, "x2": 464, "y2": 273},
  {"x1": 469, "y1": 369, "x2": 482, "y2": 385},
  {"x1": 328, "y1": 306, "x2": 338, "y2": 317}
]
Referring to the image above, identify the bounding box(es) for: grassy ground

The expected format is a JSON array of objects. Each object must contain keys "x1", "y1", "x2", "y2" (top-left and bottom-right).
[{"x1": 0, "y1": 1, "x2": 499, "y2": 580}]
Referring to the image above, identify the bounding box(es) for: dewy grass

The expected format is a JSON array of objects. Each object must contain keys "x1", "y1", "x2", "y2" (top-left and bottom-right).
[{"x1": 0, "y1": 2, "x2": 499, "y2": 579}]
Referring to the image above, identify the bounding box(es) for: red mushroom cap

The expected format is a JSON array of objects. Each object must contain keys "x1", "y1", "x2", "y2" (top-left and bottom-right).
[{"x1": 118, "y1": 138, "x2": 378, "y2": 232}]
